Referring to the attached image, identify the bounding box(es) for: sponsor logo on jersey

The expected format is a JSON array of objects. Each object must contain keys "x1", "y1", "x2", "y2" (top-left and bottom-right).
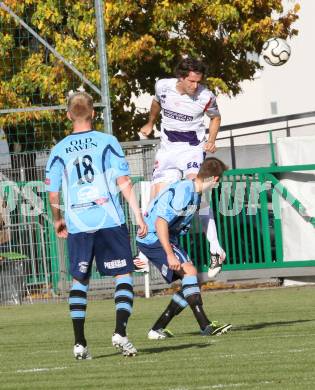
[
  {"x1": 119, "y1": 161, "x2": 129, "y2": 171},
  {"x1": 65, "y1": 137, "x2": 98, "y2": 153},
  {"x1": 94, "y1": 197, "x2": 108, "y2": 205},
  {"x1": 78, "y1": 261, "x2": 89, "y2": 273},
  {"x1": 104, "y1": 259, "x2": 127, "y2": 269},
  {"x1": 162, "y1": 264, "x2": 168, "y2": 276},
  {"x1": 71, "y1": 197, "x2": 109, "y2": 209},
  {"x1": 71, "y1": 202, "x2": 93, "y2": 209},
  {"x1": 77, "y1": 186, "x2": 100, "y2": 203},
  {"x1": 187, "y1": 161, "x2": 200, "y2": 169},
  {"x1": 163, "y1": 108, "x2": 193, "y2": 122}
]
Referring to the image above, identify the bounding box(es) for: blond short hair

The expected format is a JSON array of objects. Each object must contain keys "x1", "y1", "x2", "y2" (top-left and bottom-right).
[{"x1": 67, "y1": 91, "x2": 93, "y2": 121}]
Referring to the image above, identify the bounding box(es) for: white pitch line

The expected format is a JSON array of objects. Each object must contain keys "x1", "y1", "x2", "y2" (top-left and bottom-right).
[
  {"x1": 188, "y1": 346, "x2": 315, "y2": 360},
  {"x1": 142, "y1": 345, "x2": 315, "y2": 367},
  {"x1": 199, "y1": 382, "x2": 274, "y2": 389},
  {"x1": 122, "y1": 359, "x2": 157, "y2": 364},
  {"x1": 228, "y1": 332, "x2": 315, "y2": 340},
  {"x1": 168, "y1": 381, "x2": 274, "y2": 390},
  {"x1": 29, "y1": 350, "x2": 59, "y2": 355},
  {"x1": 16, "y1": 366, "x2": 67, "y2": 373}
]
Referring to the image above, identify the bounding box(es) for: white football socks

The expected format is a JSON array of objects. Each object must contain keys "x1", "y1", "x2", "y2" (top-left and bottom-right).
[{"x1": 199, "y1": 207, "x2": 225, "y2": 257}]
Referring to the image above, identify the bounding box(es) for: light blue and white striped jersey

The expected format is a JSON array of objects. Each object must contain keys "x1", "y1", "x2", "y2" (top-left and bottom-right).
[
  {"x1": 137, "y1": 180, "x2": 201, "y2": 245},
  {"x1": 45, "y1": 130, "x2": 130, "y2": 233}
]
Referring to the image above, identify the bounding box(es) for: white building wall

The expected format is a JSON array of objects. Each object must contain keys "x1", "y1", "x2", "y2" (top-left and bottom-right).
[
  {"x1": 133, "y1": 1, "x2": 314, "y2": 157},
  {"x1": 135, "y1": 1, "x2": 313, "y2": 127},
  {"x1": 218, "y1": 0, "x2": 315, "y2": 125}
]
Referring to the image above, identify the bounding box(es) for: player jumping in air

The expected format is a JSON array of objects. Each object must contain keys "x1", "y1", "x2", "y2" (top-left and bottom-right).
[
  {"x1": 138, "y1": 57, "x2": 226, "y2": 278},
  {"x1": 136, "y1": 157, "x2": 232, "y2": 340},
  {"x1": 45, "y1": 91, "x2": 147, "y2": 358}
]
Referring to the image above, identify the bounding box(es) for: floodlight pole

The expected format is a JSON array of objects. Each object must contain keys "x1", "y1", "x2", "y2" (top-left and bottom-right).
[{"x1": 95, "y1": 0, "x2": 113, "y2": 134}]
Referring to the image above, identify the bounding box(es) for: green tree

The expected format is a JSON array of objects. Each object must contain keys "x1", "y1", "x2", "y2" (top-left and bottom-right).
[{"x1": 0, "y1": 0, "x2": 299, "y2": 146}]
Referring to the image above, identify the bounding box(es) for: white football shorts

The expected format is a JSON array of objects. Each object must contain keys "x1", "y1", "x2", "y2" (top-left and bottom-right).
[{"x1": 152, "y1": 145, "x2": 205, "y2": 184}]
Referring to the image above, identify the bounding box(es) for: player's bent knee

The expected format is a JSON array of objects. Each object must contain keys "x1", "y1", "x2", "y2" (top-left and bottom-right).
[{"x1": 182, "y1": 262, "x2": 197, "y2": 276}]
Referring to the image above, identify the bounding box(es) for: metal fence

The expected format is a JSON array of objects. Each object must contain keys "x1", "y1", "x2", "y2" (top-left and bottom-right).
[
  {"x1": 0, "y1": 222, "x2": 49, "y2": 304},
  {"x1": 1, "y1": 138, "x2": 315, "y2": 305},
  {"x1": 1, "y1": 1, "x2": 314, "y2": 305},
  {"x1": 0, "y1": 142, "x2": 169, "y2": 306},
  {"x1": 0, "y1": 0, "x2": 111, "y2": 153},
  {"x1": 201, "y1": 165, "x2": 315, "y2": 276}
]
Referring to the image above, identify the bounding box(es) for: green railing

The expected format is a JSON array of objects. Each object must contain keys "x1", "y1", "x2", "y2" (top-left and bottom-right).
[
  {"x1": 1, "y1": 164, "x2": 314, "y2": 293},
  {"x1": 184, "y1": 164, "x2": 315, "y2": 273},
  {"x1": 0, "y1": 181, "x2": 54, "y2": 287}
]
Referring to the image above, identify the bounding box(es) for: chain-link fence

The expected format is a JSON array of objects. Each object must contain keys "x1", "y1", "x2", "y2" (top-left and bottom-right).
[
  {"x1": 2, "y1": 2, "x2": 314, "y2": 306},
  {"x1": 0, "y1": 140, "x2": 170, "y2": 306},
  {"x1": 0, "y1": 1, "x2": 147, "y2": 305},
  {"x1": 0, "y1": 0, "x2": 110, "y2": 159}
]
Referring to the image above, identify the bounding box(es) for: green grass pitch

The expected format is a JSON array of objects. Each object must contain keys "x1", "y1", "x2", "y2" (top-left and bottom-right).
[{"x1": 1, "y1": 286, "x2": 315, "y2": 390}]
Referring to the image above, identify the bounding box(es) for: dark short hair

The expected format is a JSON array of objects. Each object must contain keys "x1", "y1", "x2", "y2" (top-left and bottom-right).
[
  {"x1": 197, "y1": 157, "x2": 228, "y2": 180},
  {"x1": 175, "y1": 57, "x2": 207, "y2": 78},
  {"x1": 67, "y1": 91, "x2": 94, "y2": 121}
]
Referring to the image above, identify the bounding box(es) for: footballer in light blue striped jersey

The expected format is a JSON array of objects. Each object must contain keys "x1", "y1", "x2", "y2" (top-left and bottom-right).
[
  {"x1": 46, "y1": 91, "x2": 147, "y2": 359},
  {"x1": 137, "y1": 157, "x2": 232, "y2": 339},
  {"x1": 46, "y1": 129, "x2": 130, "y2": 233}
]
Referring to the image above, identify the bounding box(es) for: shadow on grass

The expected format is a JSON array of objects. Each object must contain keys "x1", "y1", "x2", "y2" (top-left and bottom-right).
[
  {"x1": 233, "y1": 318, "x2": 315, "y2": 331},
  {"x1": 183, "y1": 319, "x2": 315, "y2": 336},
  {"x1": 140, "y1": 342, "x2": 210, "y2": 354},
  {"x1": 93, "y1": 342, "x2": 210, "y2": 359},
  {"x1": 93, "y1": 352, "x2": 123, "y2": 359}
]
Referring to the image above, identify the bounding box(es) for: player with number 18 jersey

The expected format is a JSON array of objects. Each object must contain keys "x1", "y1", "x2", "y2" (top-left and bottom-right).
[{"x1": 45, "y1": 130, "x2": 129, "y2": 233}]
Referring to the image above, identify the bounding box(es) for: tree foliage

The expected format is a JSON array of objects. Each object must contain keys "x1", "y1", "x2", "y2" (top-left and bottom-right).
[{"x1": 0, "y1": 0, "x2": 299, "y2": 147}]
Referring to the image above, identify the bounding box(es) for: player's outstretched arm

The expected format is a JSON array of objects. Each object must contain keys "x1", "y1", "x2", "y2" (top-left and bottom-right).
[
  {"x1": 48, "y1": 192, "x2": 68, "y2": 238},
  {"x1": 117, "y1": 176, "x2": 147, "y2": 238},
  {"x1": 139, "y1": 99, "x2": 161, "y2": 137},
  {"x1": 204, "y1": 115, "x2": 221, "y2": 153}
]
